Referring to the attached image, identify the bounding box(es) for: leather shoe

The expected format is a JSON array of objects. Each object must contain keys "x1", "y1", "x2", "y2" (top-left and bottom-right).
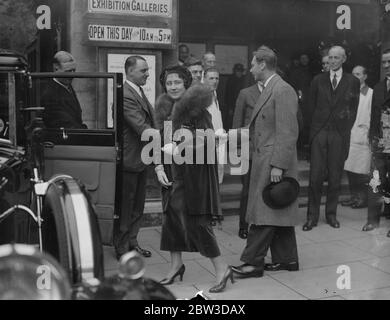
[
  {"x1": 302, "y1": 220, "x2": 317, "y2": 231},
  {"x1": 264, "y1": 261, "x2": 299, "y2": 272},
  {"x1": 134, "y1": 246, "x2": 152, "y2": 258},
  {"x1": 238, "y1": 229, "x2": 248, "y2": 239},
  {"x1": 362, "y1": 223, "x2": 378, "y2": 232},
  {"x1": 341, "y1": 198, "x2": 357, "y2": 207},
  {"x1": 231, "y1": 263, "x2": 264, "y2": 278},
  {"x1": 326, "y1": 217, "x2": 340, "y2": 228}
]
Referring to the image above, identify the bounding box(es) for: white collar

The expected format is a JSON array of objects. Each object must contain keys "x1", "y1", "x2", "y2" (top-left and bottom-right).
[
  {"x1": 126, "y1": 79, "x2": 142, "y2": 97},
  {"x1": 53, "y1": 78, "x2": 71, "y2": 91},
  {"x1": 263, "y1": 73, "x2": 276, "y2": 88},
  {"x1": 330, "y1": 68, "x2": 343, "y2": 79}
]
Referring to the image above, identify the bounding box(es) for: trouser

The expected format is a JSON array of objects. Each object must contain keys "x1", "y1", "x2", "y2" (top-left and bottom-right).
[
  {"x1": 346, "y1": 171, "x2": 369, "y2": 203},
  {"x1": 367, "y1": 153, "x2": 390, "y2": 225},
  {"x1": 113, "y1": 169, "x2": 147, "y2": 255},
  {"x1": 307, "y1": 128, "x2": 346, "y2": 222},
  {"x1": 240, "y1": 225, "x2": 298, "y2": 268},
  {"x1": 239, "y1": 161, "x2": 252, "y2": 230}
]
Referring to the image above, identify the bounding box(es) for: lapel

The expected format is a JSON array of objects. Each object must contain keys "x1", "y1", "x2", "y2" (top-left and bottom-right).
[
  {"x1": 384, "y1": 79, "x2": 390, "y2": 99},
  {"x1": 323, "y1": 72, "x2": 333, "y2": 105},
  {"x1": 248, "y1": 74, "x2": 279, "y2": 126},
  {"x1": 53, "y1": 80, "x2": 80, "y2": 115},
  {"x1": 124, "y1": 82, "x2": 153, "y2": 119}
]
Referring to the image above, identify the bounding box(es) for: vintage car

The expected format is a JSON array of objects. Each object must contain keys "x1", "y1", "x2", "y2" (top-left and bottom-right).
[{"x1": 0, "y1": 50, "x2": 174, "y2": 299}]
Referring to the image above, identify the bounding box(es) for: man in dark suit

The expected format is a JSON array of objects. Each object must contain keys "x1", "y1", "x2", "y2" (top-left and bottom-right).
[
  {"x1": 232, "y1": 82, "x2": 261, "y2": 239},
  {"x1": 363, "y1": 48, "x2": 390, "y2": 236},
  {"x1": 42, "y1": 51, "x2": 87, "y2": 129},
  {"x1": 303, "y1": 46, "x2": 360, "y2": 231},
  {"x1": 113, "y1": 56, "x2": 156, "y2": 259}
]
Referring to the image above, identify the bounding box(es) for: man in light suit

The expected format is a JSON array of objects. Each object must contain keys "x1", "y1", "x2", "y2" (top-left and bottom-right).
[
  {"x1": 113, "y1": 56, "x2": 156, "y2": 259},
  {"x1": 232, "y1": 46, "x2": 301, "y2": 278},
  {"x1": 303, "y1": 46, "x2": 360, "y2": 231},
  {"x1": 232, "y1": 82, "x2": 262, "y2": 239}
]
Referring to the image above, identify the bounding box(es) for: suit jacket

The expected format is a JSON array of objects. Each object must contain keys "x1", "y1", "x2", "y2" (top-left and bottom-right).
[
  {"x1": 369, "y1": 79, "x2": 390, "y2": 152},
  {"x1": 122, "y1": 82, "x2": 155, "y2": 172},
  {"x1": 232, "y1": 84, "x2": 261, "y2": 129},
  {"x1": 245, "y1": 74, "x2": 302, "y2": 227},
  {"x1": 42, "y1": 80, "x2": 87, "y2": 129},
  {"x1": 309, "y1": 72, "x2": 360, "y2": 153},
  {"x1": 232, "y1": 84, "x2": 261, "y2": 161}
]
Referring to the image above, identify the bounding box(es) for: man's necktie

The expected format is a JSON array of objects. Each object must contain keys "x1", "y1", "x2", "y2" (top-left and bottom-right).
[
  {"x1": 259, "y1": 83, "x2": 265, "y2": 93},
  {"x1": 332, "y1": 73, "x2": 338, "y2": 90},
  {"x1": 139, "y1": 86, "x2": 150, "y2": 105},
  {"x1": 387, "y1": 78, "x2": 390, "y2": 94}
]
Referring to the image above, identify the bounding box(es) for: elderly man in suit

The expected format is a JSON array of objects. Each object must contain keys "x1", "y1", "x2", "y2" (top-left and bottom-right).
[
  {"x1": 363, "y1": 48, "x2": 390, "y2": 236},
  {"x1": 232, "y1": 81, "x2": 262, "y2": 239},
  {"x1": 42, "y1": 51, "x2": 87, "y2": 129},
  {"x1": 113, "y1": 56, "x2": 156, "y2": 259},
  {"x1": 303, "y1": 46, "x2": 360, "y2": 231},
  {"x1": 232, "y1": 46, "x2": 301, "y2": 278}
]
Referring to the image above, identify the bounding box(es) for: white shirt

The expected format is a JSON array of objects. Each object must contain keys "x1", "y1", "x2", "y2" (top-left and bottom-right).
[
  {"x1": 126, "y1": 79, "x2": 143, "y2": 99},
  {"x1": 207, "y1": 91, "x2": 223, "y2": 131},
  {"x1": 330, "y1": 68, "x2": 343, "y2": 88}
]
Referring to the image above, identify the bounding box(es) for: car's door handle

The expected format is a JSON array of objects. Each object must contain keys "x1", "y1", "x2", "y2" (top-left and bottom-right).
[{"x1": 43, "y1": 142, "x2": 55, "y2": 148}]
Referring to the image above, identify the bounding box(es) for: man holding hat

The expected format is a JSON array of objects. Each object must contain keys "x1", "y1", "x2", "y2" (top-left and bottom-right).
[{"x1": 232, "y1": 46, "x2": 301, "y2": 278}]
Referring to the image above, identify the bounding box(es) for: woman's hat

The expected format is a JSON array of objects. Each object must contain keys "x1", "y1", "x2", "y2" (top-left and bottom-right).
[{"x1": 262, "y1": 177, "x2": 300, "y2": 210}]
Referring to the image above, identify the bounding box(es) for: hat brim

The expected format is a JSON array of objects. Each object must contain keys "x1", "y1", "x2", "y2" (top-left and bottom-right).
[{"x1": 262, "y1": 177, "x2": 300, "y2": 210}]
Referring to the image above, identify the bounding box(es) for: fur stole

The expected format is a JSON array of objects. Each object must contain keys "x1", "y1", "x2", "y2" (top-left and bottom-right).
[
  {"x1": 172, "y1": 84, "x2": 213, "y2": 131},
  {"x1": 154, "y1": 93, "x2": 175, "y2": 131}
]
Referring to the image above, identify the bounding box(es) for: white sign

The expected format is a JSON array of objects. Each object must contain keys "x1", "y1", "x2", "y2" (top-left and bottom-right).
[
  {"x1": 107, "y1": 54, "x2": 156, "y2": 128},
  {"x1": 88, "y1": 24, "x2": 172, "y2": 44},
  {"x1": 88, "y1": 0, "x2": 172, "y2": 17}
]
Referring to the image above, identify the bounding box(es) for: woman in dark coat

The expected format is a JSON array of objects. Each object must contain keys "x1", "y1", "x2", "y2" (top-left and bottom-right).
[{"x1": 154, "y1": 66, "x2": 233, "y2": 293}]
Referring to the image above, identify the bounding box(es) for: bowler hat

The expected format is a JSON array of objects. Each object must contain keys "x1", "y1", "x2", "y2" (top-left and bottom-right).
[{"x1": 262, "y1": 177, "x2": 300, "y2": 210}]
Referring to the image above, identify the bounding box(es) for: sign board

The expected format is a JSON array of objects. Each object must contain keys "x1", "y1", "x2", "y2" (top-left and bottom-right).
[
  {"x1": 107, "y1": 53, "x2": 156, "y2": 127},
  {"x1": 84, "y1": 0, "x2": 177, "y2": 49},
  {"x1": 88, "y1": 0, "x2": 173, "y2": 17},
  {"x1": 88, "y1": 24, "x2": 172, "y2": 44}
]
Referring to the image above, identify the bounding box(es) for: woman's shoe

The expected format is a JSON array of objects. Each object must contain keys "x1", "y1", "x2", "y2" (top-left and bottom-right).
[
  {"x1": 159, "y1": 265, "x2": 185, "y2": 285},
  {"x1": 209, "y1": 266, "x2": 235, "y2": 293}
]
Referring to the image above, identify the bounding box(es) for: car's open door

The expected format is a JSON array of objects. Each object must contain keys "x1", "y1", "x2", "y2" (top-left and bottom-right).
[{"x1": 29, "y1": 72, "x2": 123, "y2": 245}]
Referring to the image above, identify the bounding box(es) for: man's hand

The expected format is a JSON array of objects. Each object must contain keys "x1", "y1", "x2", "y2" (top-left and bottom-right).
[
  {"x1": 155, "y1": 167, "x2": 172, "y2": 188},
  {"x1": 270, "y1": 167, "x2": 283, "y2": 183}
]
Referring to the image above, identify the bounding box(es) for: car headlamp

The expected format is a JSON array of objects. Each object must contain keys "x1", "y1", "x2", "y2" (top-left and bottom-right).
[{"x1": 118, "y1": 251, "x2": 145, "y2": 280}]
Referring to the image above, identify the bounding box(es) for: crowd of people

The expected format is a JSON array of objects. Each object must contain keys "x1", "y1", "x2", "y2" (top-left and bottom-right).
[{"x1": 41, "y1": 42, "x2": 390, "y2": 294}]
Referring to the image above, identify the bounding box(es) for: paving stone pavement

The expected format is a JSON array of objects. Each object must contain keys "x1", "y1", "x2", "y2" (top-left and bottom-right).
[{"x1": 103, "y1": 206, "x2": 390, "y2": 300}]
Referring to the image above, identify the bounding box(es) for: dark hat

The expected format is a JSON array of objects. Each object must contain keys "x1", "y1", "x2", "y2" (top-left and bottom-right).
[
  {"x1": 262, "y1": 177, "x2": 300, "y2": 210},
  {"x1": 159, "y1": 65, "x2": 193, "y2": 91}
]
